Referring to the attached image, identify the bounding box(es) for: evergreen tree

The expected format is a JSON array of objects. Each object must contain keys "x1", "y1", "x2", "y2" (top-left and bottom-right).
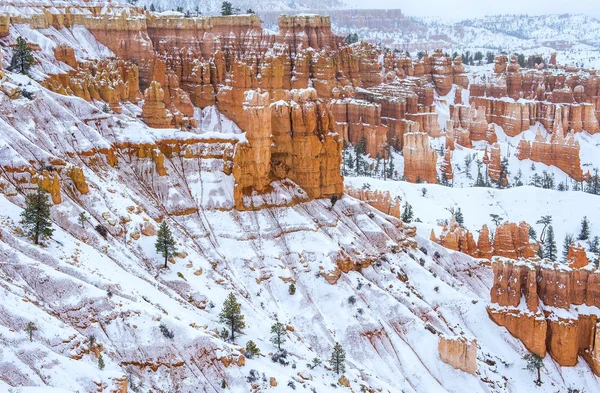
[
  {"x1": 578, "y1": 216, "x2": 590, "y2": 240},
  {"x1": 523, "y1": 353, "x2": 544, "y2": 386},
  {"x1": 270, "y1": 322, "x2": 286, "y2": 351},
  {"x1": 330, "y1": 342, "x2": 346, "y2": 374},
  {"x1": 354, "y1": 137, "x2": 367, "y2": 176},
  {"x1": 149, "y1": 3, "x2": 155, "y2": 11},
  {"x1": 453, "y1": 207, "x2": 464, "y2": 227},
  {"x1": 544, "y1": 225, "x2": 557, "y2": 261},
  {"x1": 536, "y1": 215, "x2": 553, "y2": 243},
  {"x1": 489, "y1": 214, "x2": 503, "y2": 227},
  {"x1": 589, "y1": 236, "x2": 600, "y2": 253},
  {"x1": 21, "y1": 187, "x2": 54, "y2": 245},
  {"x1": 288, "y1": 283, "x2": 296, "y2": 295},
  {"x1": 221, "y1": 1, "x2": 233, "y2": 15},
  {"x1": 401, "y1": 202, "x2": 414, "y2": 223},
  {"x1": 98, "y1": 354, "x2": 105, "y2": 370},
  {"x1": 218, "y1": 293, "x2": 246, "y2": 341},
  {"x1": 10, "y1": 36, "x2": 35, "y2": 74},
  {"x1": 244, "y1": 340, "x2": 261, "y2": 358},
  {"x1": 155, "y1": 221, "x2": 176, "y2": 268},
  {"x1": 475, "y1": 167, "x2": 485, "y2": 187},
  {"x1": 562, "y1": 233, "x2": 574, "y2": 263},
  {"x1": 78, "y1": 212, "x2": 87, "y2": 227},
  {"x1": 24, "y1": 321, "x2": 37, "y2": 341}
]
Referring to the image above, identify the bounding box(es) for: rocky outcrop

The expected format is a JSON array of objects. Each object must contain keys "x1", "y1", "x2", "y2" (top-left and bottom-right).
[
  {"x1": 489, "y1": 258, "x2": 600, "y2": 373},
  {"x1": 567, "y1": 243, "x2": 589, "y2": 269},
  {"x1": 430, "y1": 218, "x2": 477, "y2": 256},
  {"x1": 487, "y1": 143, "x2": 506, "y2": 186},
  {"x1": 438, "y1": 335, "x2": 477, "y2": 375},
  {"x1": 345, "y1": 186, "x2": 400, "y2": 218},
  {"x1": 440, "y1": 149, "x2": 453, "y2": 181},
  {"x1": 141, "y1": 81, "x2": 174, "y2": 128},
  {"x1": 516, "y1": 125, "x2": 583, "y2": 181},
  {"x1": 402, "y1": 132, "x2": 438, "y2": 184},
  {"x1": 492, "y1": 222, "x2": 537, "y2": 259}
]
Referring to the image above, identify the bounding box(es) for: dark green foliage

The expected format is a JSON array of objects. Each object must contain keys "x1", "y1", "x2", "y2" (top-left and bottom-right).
[
  {"x1": 288, "y1": 283, "x2": 296, "y2": 295},
  {"x1": 562, "y1": 233, "x2": 574, "y2": 263},
  {"x1": 159, "y1": 323, "x2": 175, "y2": 339},
  {"x1": 221, "y1": 379, "x2": 227, "y2": 389},
  {"x1": 221, "y1": 1, "x2": 233, "y2": 15},
  {"x1": 245, "y1": 340, "x2": 261, "y2": 358},
  {"x1": 21, "y1": 187, "x2": 54, "y2": 245},
  {"x1": 529, "y1": 227, "x2": 537, "y2": 241},
  {"x1": 401, "y1": 202, "x2": 414, "y2": 223},
  {"x1": 344, "y1": 33, "x2": 359, "y2": 44},
  {"x1": 486, "y1": 52, "x2": 495, "y2": 64},
  {"x1": 354, "y1": 136, "x2": 367, "y2": 176},
  {"x1": 10, "y1": 36, "x2": 34, "y2": 74},
  {"x1": 78, "y1": 212, "x2": 87, "y2": 227},
  {"x1": 579, "y1": 216, "x2": 590, "y2": 240},
  {"x1": 330, "y1": 342, "x2": 346, "y2": 374},
  {"x1": 98, "y1": 354, "x2": 105, "y2": 370},
  {"x1": 490, "y1": 214, "x2": 503, "y2": 227},
  {"x1": 453, "y1": 207, "x2": 464, "y2": 227},
  {"x1": 523, "y1": 353, "x2": 544, "y2": 385},
  {"x1": 24, "y1": 321, "x2": 37, "y2": 341},
  {"x1": 155, "y1": 222, "x2": 176, "y2": 268},
  {"x1": 544, "y1": 225, "x2": 557, "y2": 261},
  {"x1": 219, "y1": 293, "x2": 246, "y2": 341},
  {"x1": 149, "y1": 3, "x2": 155, "y2": 11},
  {"x1": 270, "y1": 322, "x2": 286, "y2": 351},
  {"x1": 589, "y1": 236, "x2": 600, "y2": 253}
]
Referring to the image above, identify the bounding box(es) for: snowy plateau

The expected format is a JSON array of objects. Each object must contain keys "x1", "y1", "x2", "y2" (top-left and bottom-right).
[{"x1": 0, "y1": 2, "x2": 599, "y2": 393}]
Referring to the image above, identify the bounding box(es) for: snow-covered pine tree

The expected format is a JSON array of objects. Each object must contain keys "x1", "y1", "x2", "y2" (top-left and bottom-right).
[
  {"x1": 9, "y1": 36, "x2": 34, "y2": 74},
  {"x1": 218, "y1": 293, "x2": 246, "y2": 341},
  {"x1": 544, "y1": 225, "x2": 557, "y2": 261},
  {"x1": 155, "y1": 222, "x2": 176, "y2": 268},
  {"x1": 330, "y1": 342, "x2": 346, "y2": 374},
  {"x1": 578, "y1": 216, "x2": 590, "y2": 240},
  {"x1": 21, "y1": 187, "x2": 54, "y2": 245}
]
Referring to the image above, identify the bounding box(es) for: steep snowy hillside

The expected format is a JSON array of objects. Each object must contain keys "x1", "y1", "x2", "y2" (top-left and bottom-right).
[{"x1": 3, "y1": 70, "x2": 599, "y2": 393}]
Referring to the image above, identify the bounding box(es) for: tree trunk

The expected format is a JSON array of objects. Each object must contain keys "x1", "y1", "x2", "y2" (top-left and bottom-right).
[
  {"x1": 537, "y1": 367, "x2": 541, "y2": 384},
  {"x1": 231, "y1": 318, "x2": 234, "y2": 341},
  {"x1": 164, "y1": 253, "x2": 168, "y2": 268}
]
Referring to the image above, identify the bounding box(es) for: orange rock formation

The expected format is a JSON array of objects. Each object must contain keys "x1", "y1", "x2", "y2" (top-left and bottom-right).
[{"x1": 438, "y1": 335, "x2": 477, "y2": 375}]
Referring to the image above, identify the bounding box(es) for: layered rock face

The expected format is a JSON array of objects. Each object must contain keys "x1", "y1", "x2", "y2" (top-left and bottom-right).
[
  {"x1": 44, "y1": 59, "x2": 142, "y2": 113},
  {"x1": 431, "y1": 221, "x2": 537, "y2": 260},
  {"x1": 516, "y1": 124, "x2": 583, "y2": 181},
  {"x1": 402, "y1": 132, "x2": 438, "y2": 183},
  {"x1": 489, "y1": 258, "x2": 600, "y2": 374},
  {"x1": 438, "y1": 335, "x2": 478, "y2": 375},
  {"x1": 470, "y1": 55, "x2": 600, "y2": 141},
  {"x1": 345, "y1": 185, "x2": 401, "y2": 218}
]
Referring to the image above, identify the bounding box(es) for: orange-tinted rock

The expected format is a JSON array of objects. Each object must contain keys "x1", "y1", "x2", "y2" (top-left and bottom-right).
[
  {"x1": 517, "y1": 125, "x2": 583, "y2": 181},
  {"x1": 487, "y1": 307, "x2": 547, "y2": 357},
  {"x1": 141, "y1": 81, "x2": 173, "y2": 128},
  {"x1": 33, "y1": 170, "x2": 61, "y2": 205},
  {"x1": 438, "y1": 335, "x2": 477, "y2": 375},
  {"x1": 53, "y1": 44, "x2": 77, "y2": 69},
  {"x1": 345, "y1": 186, "x2": 400, "y2": 218},
  {"x1": 492, "y1": 222, "x2": 536, "y2": 259},
  {"x1": 65, "y1": 166, "x2": 89, "y2": 195},
  {"x1": 476, "y1": 224, "x2": 493, "y2": 259},
  {"x1": 567, "y1": 243, "x2": 589, "y2": 269},
  {"x1": 441, "y1": 149, "x2": 453, "y2": 181},
  {"x1": 431, "y1": 218, "x2": 477, "y2": 256},
  {"x1": 402, "y1": 132, "x2": 438, "y2": 184},
  {"x1": 487, "y1": 143, "x2": 506, "y2": 186}
]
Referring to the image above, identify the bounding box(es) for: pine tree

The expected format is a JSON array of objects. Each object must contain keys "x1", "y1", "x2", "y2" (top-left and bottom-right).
[
  {"x1": 489, "y1": 214, "x2": 504, "y2": 227},
  {"x1": 401, "y1": 202, "x2": 414, "y2": 223},
  {"x1": 98, "y1": 354, "x2": 105, "y2": 370},
  {"x1": 270, "y1": 322, "x2": 286, "y2": 351},
  {"x1": 544, "y1": 225, "x2": 557, "y2": 261},
  {"x1": 10, "y1": 36, "x2": 35, "y2": 74},
  {"x1": 149, "y1": 3, "x2": 155, "y2": 11},
  {"x1": 562, "y1": 233, "x2": 574, "y2": 263},
  {"x1": 330, "y1": 342, "x2": 346, "y2": 374},
  {"x1": 221, "y1": 1, "x2": 233, "y2": 15},
  {"x1": 155, "y1": 221, "x2": 176, "y2": 268},
  {"x1": 21, "y1": 187, "x2": 54, "y2": 245},
  {"x1": 523, "y1": 353, "x2": 544, "y2": 385},
  {"x1": 24, "y1": 321, "x2": 37, "y2": 341},
  {"x1": 589, "y1": 236, "x2": 600, "y2": 254},
  {"x1": 536, "y1": 215, "x2": 553, "y2": 243},
  {"x1": 244, "y1": 340, "x2": 261, "y2": 358},
  {"x1": 78, "y1": 212, "x2": 87, "y2": 227},
  {"x1": 454, "y1": 208, "x2": 464, "y2": 227},
  {"x1": 578, "y1": 216, "x2": 590, "y2": 240},
  {"x1": 218, "y1": 293, "x2": 246, "y2": 341},
  {"x1": 354, "y1": 136, "x2": 367, "y2": 177}
]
